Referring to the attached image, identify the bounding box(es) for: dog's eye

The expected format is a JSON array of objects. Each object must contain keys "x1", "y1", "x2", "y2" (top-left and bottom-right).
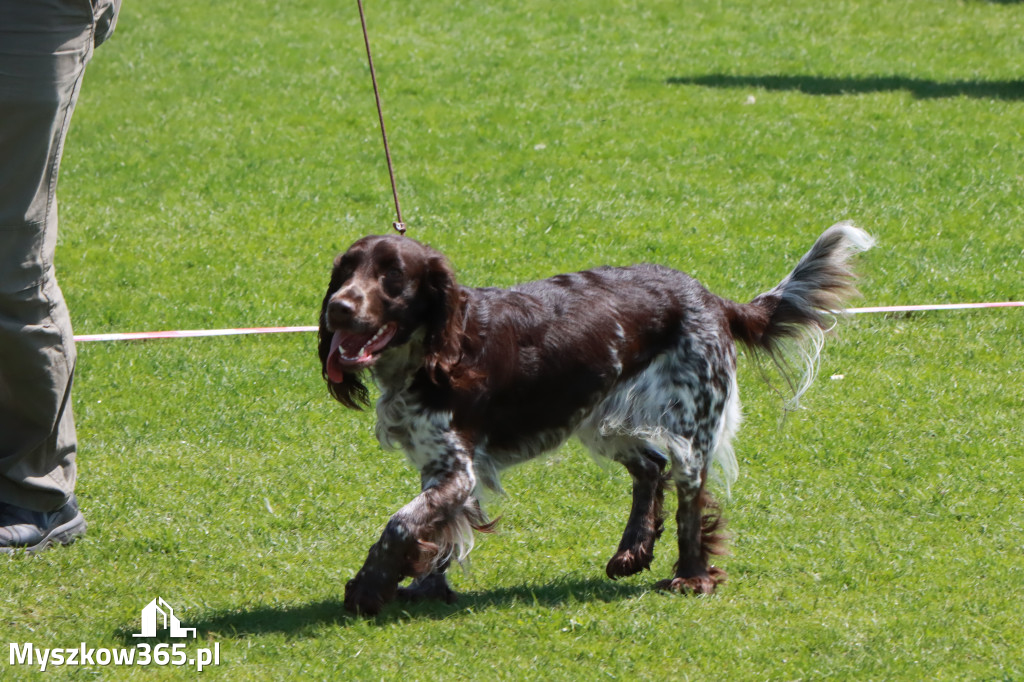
[
  {"x1": 331, "y1": 265, "x2": 354, "y2": 289},
  {"x1": 382, "y1": 267, "x2": 404, "y2": 294},
  {"x1": 331, "y1": 254, "x2": 359, "y2": 285}
]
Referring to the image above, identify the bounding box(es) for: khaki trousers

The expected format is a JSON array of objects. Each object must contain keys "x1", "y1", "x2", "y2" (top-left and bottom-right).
[{"x1": 0, "y1": 0, "x2": 119, "y2": 511}]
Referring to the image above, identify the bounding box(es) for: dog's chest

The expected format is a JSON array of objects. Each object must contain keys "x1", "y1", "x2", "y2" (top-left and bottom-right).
[{"x1": 374, "y1": 390, "x2": 453, "y2": 470}]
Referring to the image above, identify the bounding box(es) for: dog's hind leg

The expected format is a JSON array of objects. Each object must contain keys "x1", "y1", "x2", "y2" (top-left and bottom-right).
[
  {"x1": 653, "y1": 360, "x2": 738, "y2": 594},
  {"x1": 581, "y1": 434, "x2": 668, "y2": 579},
  {"x1": 610, "y1": 445, "x2": 668, "y2": 579},
  {"x1": 655, "y1": 474, "x2": 727, "y2": 594}
]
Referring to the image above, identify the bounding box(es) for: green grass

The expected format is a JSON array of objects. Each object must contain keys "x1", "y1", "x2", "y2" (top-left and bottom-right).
[{"x1": 4, "y1": 0, "x2": 1023, "y2": 679}]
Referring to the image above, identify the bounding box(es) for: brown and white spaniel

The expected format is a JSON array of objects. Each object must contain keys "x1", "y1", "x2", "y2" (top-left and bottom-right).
[{"x1": 318, "y1": 223, "x2": 873, "y2": 615}]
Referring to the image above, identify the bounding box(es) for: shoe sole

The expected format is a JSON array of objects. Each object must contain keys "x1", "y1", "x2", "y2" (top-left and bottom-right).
[{"x1": 0, "y1": 513, "x2": 87, "y2": 556}]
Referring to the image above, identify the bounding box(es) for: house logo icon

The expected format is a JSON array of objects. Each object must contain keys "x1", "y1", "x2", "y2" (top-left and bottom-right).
[{"x1": 132, "y1": 597, "x2": 197, "y2": 638}]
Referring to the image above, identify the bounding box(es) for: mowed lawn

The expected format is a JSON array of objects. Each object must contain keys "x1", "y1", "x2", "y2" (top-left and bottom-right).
[{"x1": 3, "y1": 0, "x2": 1022, "y2": 679}]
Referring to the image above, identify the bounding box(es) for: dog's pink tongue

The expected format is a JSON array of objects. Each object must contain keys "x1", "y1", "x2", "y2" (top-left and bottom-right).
[{"x1": 327, "y1": 330, "x2": 346, "y2": 383}]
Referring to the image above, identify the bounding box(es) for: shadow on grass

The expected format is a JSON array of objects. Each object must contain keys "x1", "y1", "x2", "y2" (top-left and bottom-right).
[
  {"x1": 113, "y1": 599, "x2": 348, "y2": 643},
  {"x1": 667, "y1": 74, "x2": 1024, "y2": 101},
  {"x1": 457, "y1": 575, "x2": 650, "y2": 612},
  {"x1": 115, "y1": 577, "x2": 650, "y2": 640}
]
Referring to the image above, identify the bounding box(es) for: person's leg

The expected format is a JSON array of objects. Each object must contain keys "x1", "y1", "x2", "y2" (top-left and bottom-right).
[{"x1": 0, "y1": 0, "x2": 115, "y2": 551}]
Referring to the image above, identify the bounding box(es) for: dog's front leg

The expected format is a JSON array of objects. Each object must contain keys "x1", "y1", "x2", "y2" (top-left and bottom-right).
[{"x1": 344, "y1": 436, "x2": 476, "y2": 616}]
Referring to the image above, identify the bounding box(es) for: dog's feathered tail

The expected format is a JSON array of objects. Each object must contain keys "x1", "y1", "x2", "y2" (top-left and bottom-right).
[{"x1": 725, "y1": 221, "x2": 875, "y2": 409}]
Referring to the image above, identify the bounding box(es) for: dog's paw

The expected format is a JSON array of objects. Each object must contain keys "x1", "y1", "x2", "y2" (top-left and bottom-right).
[
  {"x1": 396, "y1": 573, "x2": 459, "y2": 604},
  {"x1": 654, "y1": 566, "x2": 725, "y2": 595},
  {"x1": 344, "y1": 573, "x2": 397, "y2": 616},
  {"x1": 605, "y1": 548, "x2": 654, "y2": 579}
]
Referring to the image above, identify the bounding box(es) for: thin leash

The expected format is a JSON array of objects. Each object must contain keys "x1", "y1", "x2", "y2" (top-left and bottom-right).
[{"x1": 356, "y1": 0, "x2": 406, "y2": 235}]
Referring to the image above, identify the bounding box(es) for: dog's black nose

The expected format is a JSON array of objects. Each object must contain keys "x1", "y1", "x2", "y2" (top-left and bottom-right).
[
  {"x1": 331, "y1": 296, "x2": 356, "y2": 319},
  {"x1": 328, "y1": 283, "x2": 365, "y2": 323},
  {"x1": 328, "y1": 297, "x2": 356, "y2": 322}
]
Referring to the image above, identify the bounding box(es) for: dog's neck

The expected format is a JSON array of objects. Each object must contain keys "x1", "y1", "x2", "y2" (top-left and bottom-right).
[{"x1": 371, "y1": 327, "x2": 428, "y2": 394}]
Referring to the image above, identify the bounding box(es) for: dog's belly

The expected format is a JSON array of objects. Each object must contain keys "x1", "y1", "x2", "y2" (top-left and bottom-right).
[
  {"x1": 470, "y1": 419, "x2": 584, "y2": 495},
  {"x1": 481, "y1": 420, "x2": 579, "y2": 466}
]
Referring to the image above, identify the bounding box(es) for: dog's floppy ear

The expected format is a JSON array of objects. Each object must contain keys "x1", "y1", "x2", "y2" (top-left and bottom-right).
[
  {"x1": 422, "y1": 253, "x2": 464, "y2": 385},
  {"x1": 318, "y1": 282, "x2": 370, "y2": 410}
]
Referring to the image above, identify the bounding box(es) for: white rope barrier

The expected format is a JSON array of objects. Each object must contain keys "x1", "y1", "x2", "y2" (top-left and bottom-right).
[{"x1": 70, "y1": 302, "x2": 1021, "y2": 343}]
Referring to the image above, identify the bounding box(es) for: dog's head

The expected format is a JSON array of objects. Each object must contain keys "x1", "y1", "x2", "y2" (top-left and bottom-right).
[{"x1": 318, "y1": 234, "x2": 462, "y2": 408}]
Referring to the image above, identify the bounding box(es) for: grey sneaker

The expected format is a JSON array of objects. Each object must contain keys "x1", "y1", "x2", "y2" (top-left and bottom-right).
[{"x1": 0, "y1": 495, "x2": 86, "y2": 554}]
